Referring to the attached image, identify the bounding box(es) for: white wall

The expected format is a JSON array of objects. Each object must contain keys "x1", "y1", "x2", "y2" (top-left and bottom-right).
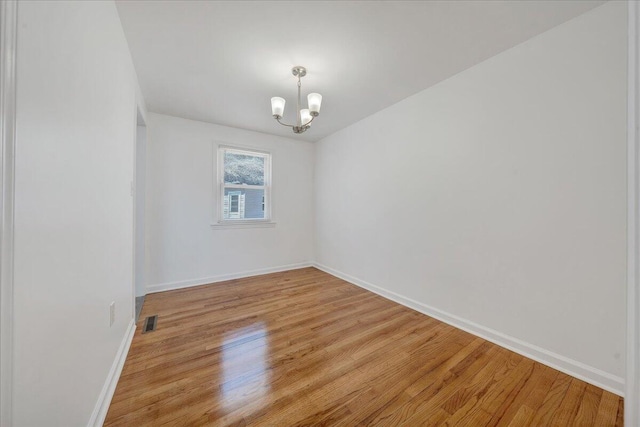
[
  {"x1": 146, "y1": 113, "x2": 314, "y2": 292},
  {"x1": 315, "y1": 1, "x2": 627, "y2": 392},
  {"x1": 14, "y1": 1, "x2": 143, "y2": 425}
]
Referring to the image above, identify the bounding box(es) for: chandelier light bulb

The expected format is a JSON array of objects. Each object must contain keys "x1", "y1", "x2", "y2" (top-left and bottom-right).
[
  {"x1": 307, "y1": 93, "x2": 322, "y2": 116},
  {"x1": 271, "y1": 97, "x2": 285, "y2": 118},
  {"x1": 300, "y1": 109, "x2": 312, "y2": 125}
]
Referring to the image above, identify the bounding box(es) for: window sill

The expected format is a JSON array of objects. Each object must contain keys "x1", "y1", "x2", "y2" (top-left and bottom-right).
[{"x1": 210, "y1": 221, "x2": 277, "y2": 230}]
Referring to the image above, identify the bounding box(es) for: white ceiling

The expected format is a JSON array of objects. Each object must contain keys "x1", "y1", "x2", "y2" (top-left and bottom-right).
[{"x1": 116, "y1": 0, "x2": 605, "y2": 142}]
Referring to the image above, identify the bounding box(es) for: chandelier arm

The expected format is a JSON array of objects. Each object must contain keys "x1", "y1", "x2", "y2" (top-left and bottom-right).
[{"x1": 276, "y1": 117, "x2": 295, "y2": 128}]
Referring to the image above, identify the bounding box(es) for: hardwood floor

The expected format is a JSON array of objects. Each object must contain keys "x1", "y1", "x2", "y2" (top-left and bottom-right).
[{"x1": 104, "y1": 267, "x2": 623, "y2": 426}]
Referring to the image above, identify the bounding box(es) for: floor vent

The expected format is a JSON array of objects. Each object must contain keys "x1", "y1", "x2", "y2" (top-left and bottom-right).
[{"x1": 142, "y1": 315, "x2": 158, "y2": 333}]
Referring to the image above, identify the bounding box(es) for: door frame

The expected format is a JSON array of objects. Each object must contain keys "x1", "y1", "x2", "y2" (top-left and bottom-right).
[
  {"x1": 0, "y1": 1, "x2": 18, "y2": 425},
  {"x1": 133, "y1": 108, "x2": 147, "y2": 311},
  {"x1": 627, "y1": 1, "x2": 639, "y2": 425}
]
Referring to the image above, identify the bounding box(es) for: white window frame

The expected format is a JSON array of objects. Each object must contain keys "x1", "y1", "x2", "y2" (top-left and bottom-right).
[{"x1": 213, "y1": 144, "x2": 274, "y2": 228}]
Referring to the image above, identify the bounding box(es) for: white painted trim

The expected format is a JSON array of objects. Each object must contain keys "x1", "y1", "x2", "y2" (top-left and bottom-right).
[
  {"x1": 0, "y1": 1, "x2": 17, "y2": 425},
  {"x1": 312, "y1": 262, "x2": 625, "y2": 396},
  {"x1": 87, "y1": 320, "x2": 136, "y2": 427},
  {"x1": 146, "y1": 262, "x2": 312, "y2": 294},
  {"x1": 627, "y1": 0, "x2": 640, "y2": 424},
  {"x1": 134, "y1": 120, "x2": 147, "y2": 299},
  {"x1": 210, "y1": 221, "x2": 276, "y2": 230},
  {"x1": 131, "y1": 104, "x2": 137, "y2": 319}
]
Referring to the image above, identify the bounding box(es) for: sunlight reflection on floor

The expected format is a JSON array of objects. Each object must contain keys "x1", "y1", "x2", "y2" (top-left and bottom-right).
[{"x1": 221, "y1": 322, "x2": 271, "y2": 412}]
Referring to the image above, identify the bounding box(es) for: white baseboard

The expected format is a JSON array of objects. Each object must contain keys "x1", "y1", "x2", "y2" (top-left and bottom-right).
[
  {"x1": 312, "y1": 262, "x2": 625, "y2": 397},
  {"x1": 87, "y1": 319, "x2": 136, "y2": 427},
  {"x1": 146, "y1": 262, "x2": 313, "y2": 294}
]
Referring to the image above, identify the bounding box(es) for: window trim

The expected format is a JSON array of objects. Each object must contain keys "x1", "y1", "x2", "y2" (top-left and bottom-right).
[{"x1": 212, "y1": 144, "x2": 275, "y2": 228}]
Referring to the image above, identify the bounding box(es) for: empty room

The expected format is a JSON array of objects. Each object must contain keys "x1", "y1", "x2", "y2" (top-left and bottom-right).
[{"x1": 1, "y1": 0, "x2": 639, "y2": 426}]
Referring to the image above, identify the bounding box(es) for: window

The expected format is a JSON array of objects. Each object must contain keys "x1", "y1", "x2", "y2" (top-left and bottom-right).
[
  {"x1": 230, "y1": 193, "x2": 240, "y2": 213},
  {"x1": 226, "y1": 190, "x2": 242, "y2": 218},
  {"x1": 218, "y1": 146, "x2": 271, "y2": 223}
]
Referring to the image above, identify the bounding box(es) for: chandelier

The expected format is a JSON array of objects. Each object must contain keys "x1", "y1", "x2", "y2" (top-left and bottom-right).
[{"x1": 270, "y1": 66, "x2": 322, "y2": 134}]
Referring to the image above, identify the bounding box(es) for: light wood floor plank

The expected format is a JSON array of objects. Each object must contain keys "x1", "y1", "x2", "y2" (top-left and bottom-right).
[{"x1": 104, "y1": 268, "x2": 623, "y2": 426}]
